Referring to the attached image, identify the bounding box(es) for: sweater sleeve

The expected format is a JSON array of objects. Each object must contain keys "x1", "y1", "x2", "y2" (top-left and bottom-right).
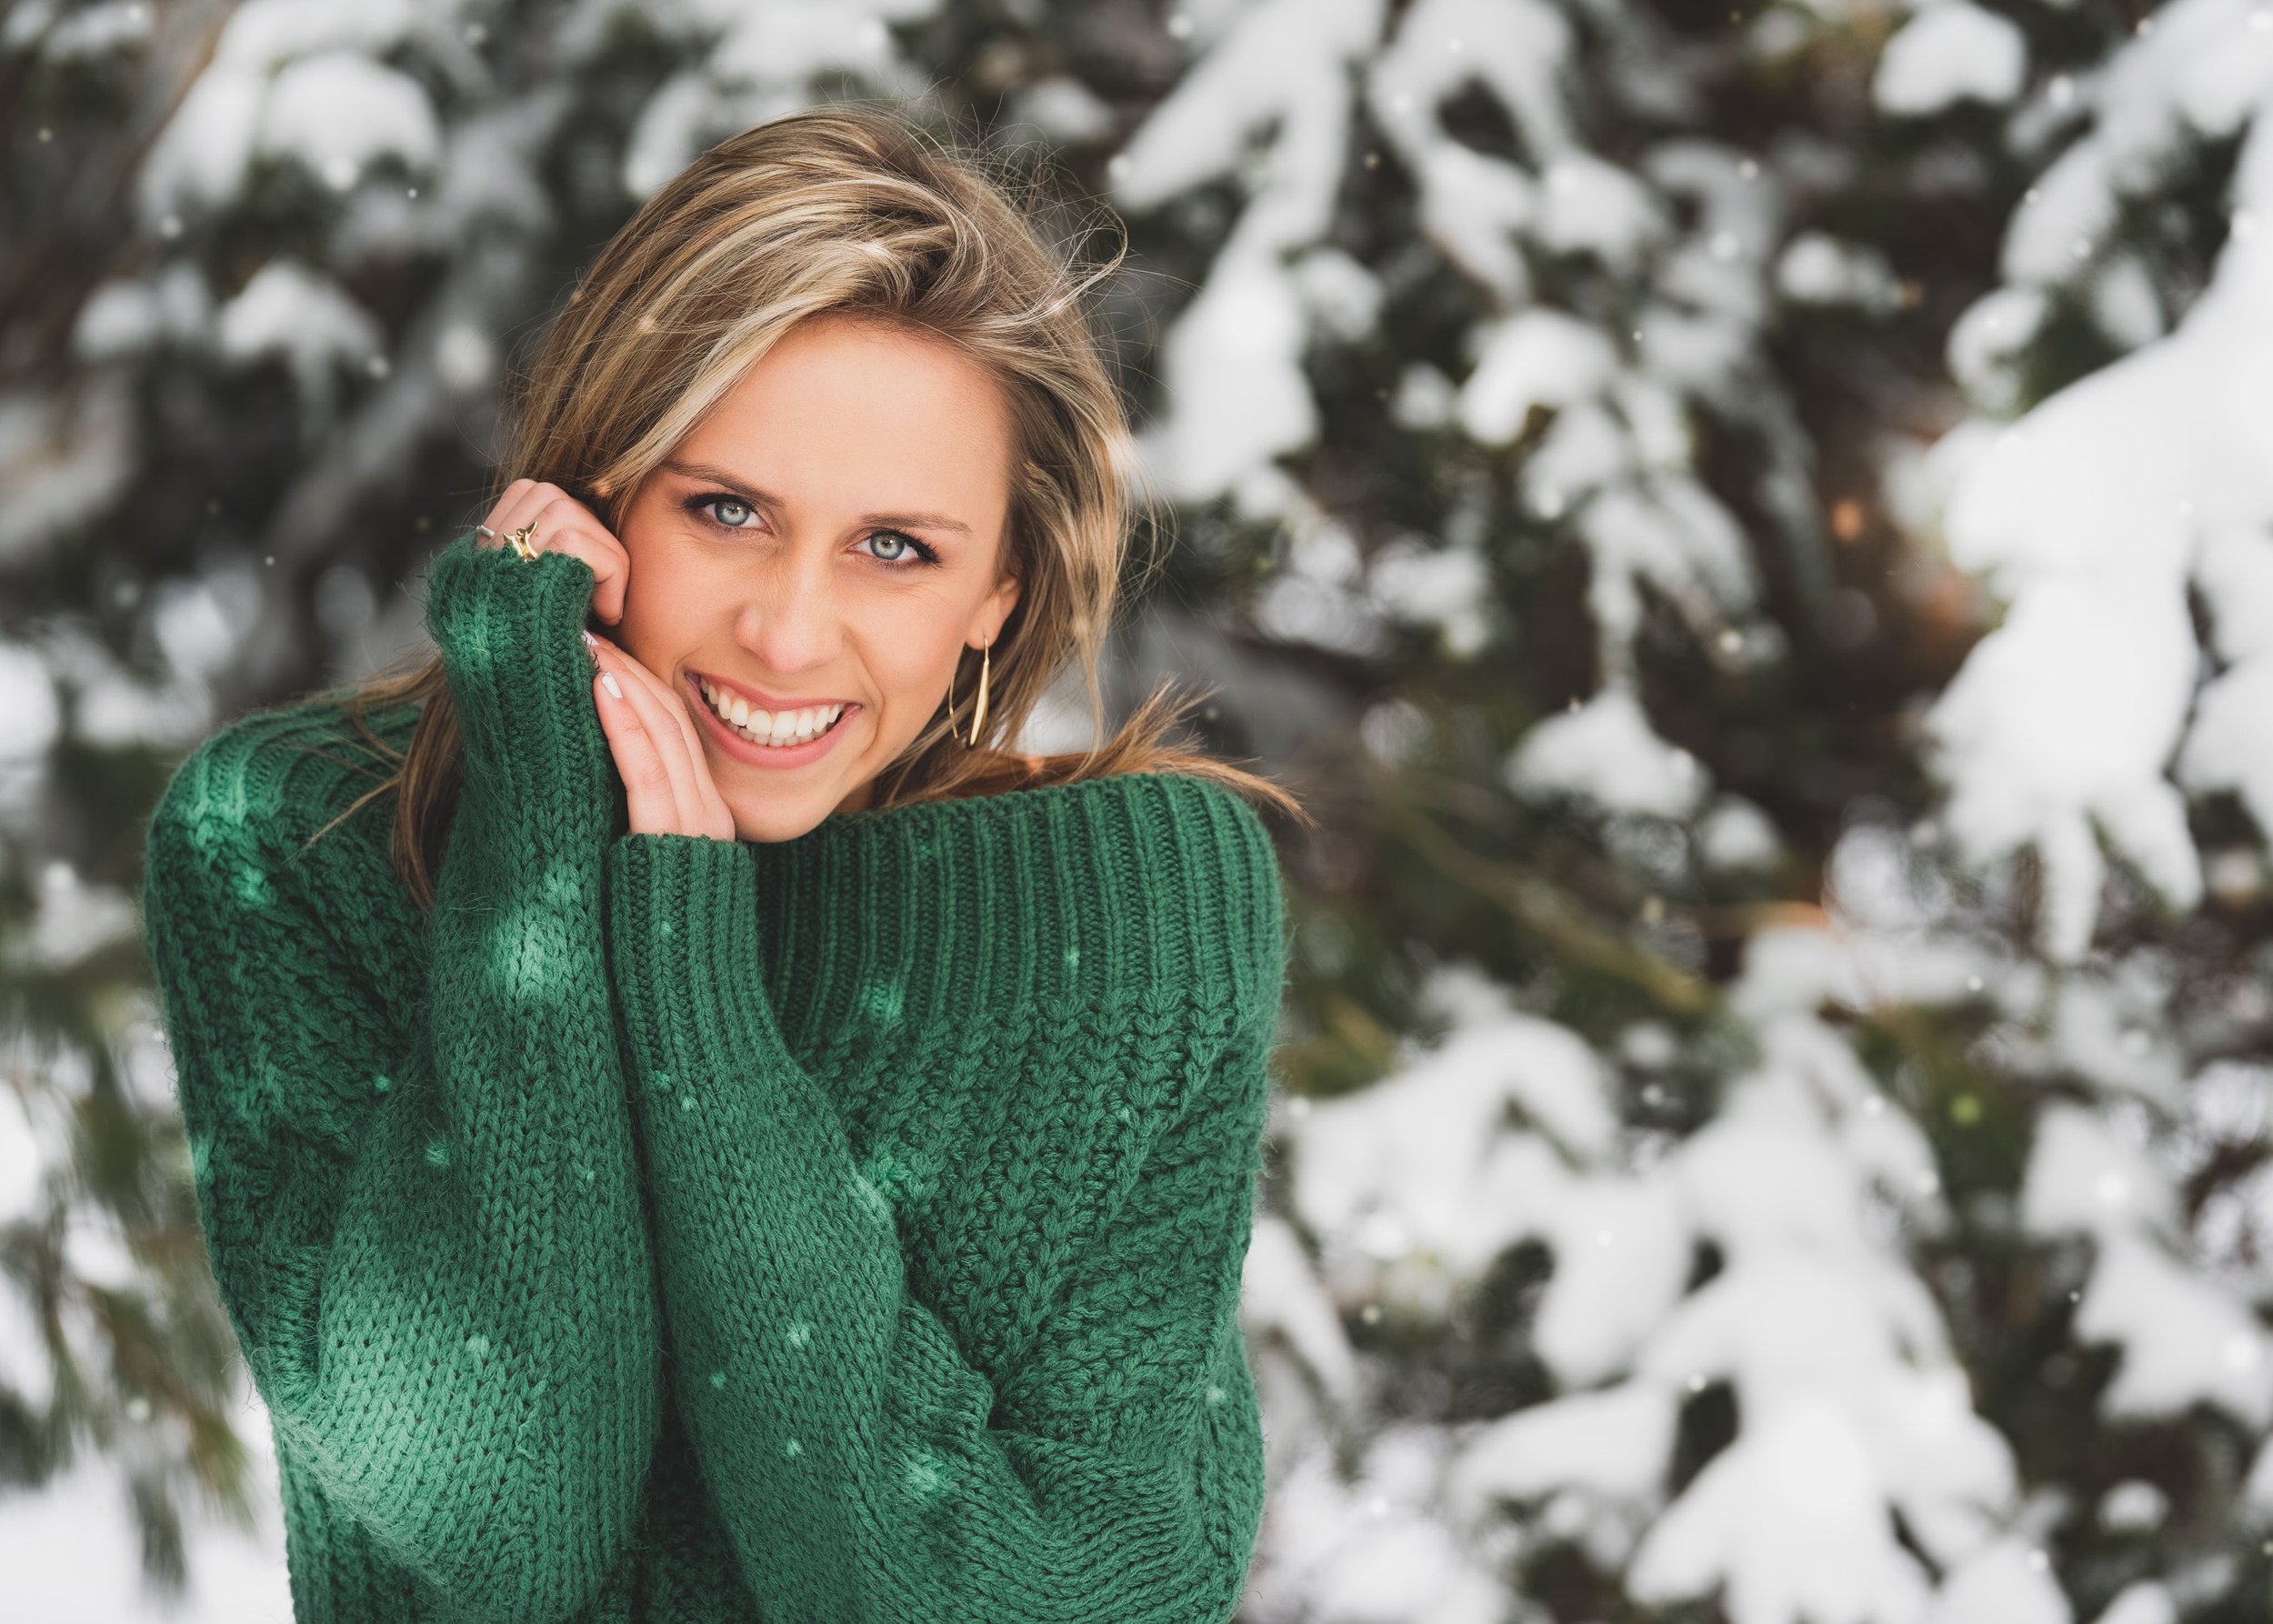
[
  {"x1": 601, "y1": 827, "x2": 1280, "y2": 1624},
  {"x1": 140, "y1": 534, "x2": 661, "y2": 1624}
]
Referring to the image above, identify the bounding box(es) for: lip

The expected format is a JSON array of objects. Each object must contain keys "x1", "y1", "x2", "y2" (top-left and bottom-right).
[
  {"x1": 691, "y1": 669, "x2": 858, "y2": 712},
  {"x1": 686, "y1": 671, "x2": 858, "y2": 769}
]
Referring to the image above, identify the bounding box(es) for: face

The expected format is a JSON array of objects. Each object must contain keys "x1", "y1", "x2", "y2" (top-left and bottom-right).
[{"x1": 609, "y1": 312, "x2": 1021, "y2": 843}]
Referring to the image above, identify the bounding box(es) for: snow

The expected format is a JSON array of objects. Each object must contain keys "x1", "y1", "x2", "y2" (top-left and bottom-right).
[
  {"x1": 1627, "y1": 1393, "x2": 1935, "y2": 1624},
  {"x1": 1999, "y1": 145, "x2": 2122, "y2": 285},
  {"x1": 1947, "y1": 288, "x2": 2052, "y2": 413},
  {"x1": 1506, "y1": 687, "x2": 1708, "y2": 819},
  {"x1": 608, "y1": 1, "x2": 941, "y2": 196},
  {"x1": 1698, "y1": 795, "x2": 1784, "y2": 869},
  {"x1": 1289, "y1": 969, "x2": 1616, "y2": 1258},
  {"x1": 259, "y1": 51, "x2": 441, "y2": 188},
  {"x1": 1141, "y1": 253, "x2": 1321, "y2": 506},
  {"x1": 2075, "y1": 1234, "x2": 2273, "y2": 1425},
  {"x1": 1410, "y1": 142, "x2": 1541, "y2": 301},
  {"x1": 1777, "y1": 232, "x2": 1904, "y2": 310},
  {"x1": 1577, "y1": 478, "x2": 1757, "y2": 671},
  {"x1": 8, "y1": 861, "x2": 142, "y2": 973},
  {"x1": 0, "y1": 1078, "x2": 44, "y2": 1230},
  {"x1": 2248, "y1": 1432, "x2": 2273, "y2": 1516},
  {"x1": 1242, "y1": 1216, "x2": 1363, "y2": 1409},
  {"x1": 1365, "y1": 536, "x2": 1494, "y2": 657},
  {"x1": 2088, "y1": 255, "x2": 2167, "y2": 346},
  {"x1": 1875, "y1": 5, "x2": 2030, "y2": 117},
  {"x1": 0, "y1": 643, "x2": 62, "y2": 765},
  {"x1": 1458, "y1": 311, "x2": 1620, "y2": 445},
  {"x1": 2096, "y1": 1479, "x2": 2169, "y2": 1532},
  {"x1": 1251, "y1": 515, "x2": 1393, "y2": 656},
  {"x1": 1269, "y1": 919, "x2": 2031, "y2": 1622},
  {"x1": 1115, "y1": 0, "x2": 1777, "y2": 753},
  {"x1": 214, "y1": 259, "x2": 386, "y2": 417},
  {"x1": 0, "y1": 377, "x2": 136, "y2": 568},
  {"x1": 1532, "y1": 1175, "x2": 1693, "y2": 1384},
  {"x1": 1389, "y1": 361, "x2": 1459, "y2": 430},
  {"x1": 1925, "y1": 564, "x2": 2201, "y2": 961},
  {"x1": 1537, "y1": 152, "x2": 1669, "y2": 268},
  {"x1": 1927, "y1": 1539, "x2": 2072, "y2": 1624},
  {"x1": 73, "y1": 264, "x2": 212, "y2": 360},
  {"x1": 2048, "y1": 977, "x2": 2184, "y2": 1108},
  {"x1": 1005, "y1": 75, "x2": 1116, "y2": 145},
  {"x1": 26, "y1": 0, "x2": 157, "y2": 62},
  {"x1": 1920, "y1": 0, "x2": 2273, "y2": 957},
  {"x1": 1447, "y1": 1382, "x2": 1678, "y2": 1511},
  {"x1": 1111, "y1": 0, "x2": 1382, "y2": 513},
  {"x1": 0, "y1": 1374, "x2": 292, "y2": 1622},
  {"x1": 2021, "y1": 1104, "x2": 2181, "y2": 1242},
  {"x1": 1291, "y1": 248, "x2": 1384, "y2": 343},
  {"x1": 1246, "y1": 1431, "x2": 1508, "y2": 1624},
  {"x1": 136, "y1": 0, "x2": 432, "y2": 218},
  {"x1": 2089, "y1": 1582, "x2": 2177, "y2": 1624}
]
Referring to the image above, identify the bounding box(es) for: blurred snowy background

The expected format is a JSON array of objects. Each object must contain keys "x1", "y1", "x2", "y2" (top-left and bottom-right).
[{"x1": 5, "y1": 0, "x2": 2273, "y2": 1619}]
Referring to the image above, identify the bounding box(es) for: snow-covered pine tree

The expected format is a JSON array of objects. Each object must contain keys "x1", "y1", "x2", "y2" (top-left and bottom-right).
[{"x1": 1105, "y1": 2, "x2": 2273, "y2": 1621}]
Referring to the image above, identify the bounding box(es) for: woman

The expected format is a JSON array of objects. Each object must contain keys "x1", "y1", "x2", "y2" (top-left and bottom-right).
[{"x1": 139, "y1": 104, "x2": 1306, "y2": 1624}]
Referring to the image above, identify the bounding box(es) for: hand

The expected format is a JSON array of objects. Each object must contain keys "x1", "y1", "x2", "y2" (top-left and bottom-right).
[
  {"x1": 473, "y1": 478, "x2": 630, "y2": 625},
  {"x1": 586, "y1": 632, "x2": 737, "y2": 841}
]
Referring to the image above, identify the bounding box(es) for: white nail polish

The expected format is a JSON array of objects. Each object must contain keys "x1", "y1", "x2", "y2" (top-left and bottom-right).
[{"x1": 601, "y1": 672, "x2": 623, "y2": 699}]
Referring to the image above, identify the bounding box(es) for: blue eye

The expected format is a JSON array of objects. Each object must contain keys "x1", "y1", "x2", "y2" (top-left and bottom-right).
[
  {"x1": 861, "y1": 530, "x2": 943, "y2": 567},
  {"x1": 704, "y1": 496, "x2": 756, "y2": 528}
]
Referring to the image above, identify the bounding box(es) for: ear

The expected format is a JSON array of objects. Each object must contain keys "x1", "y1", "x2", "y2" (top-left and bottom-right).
[{"x1": 970, "y1": 570, "x2": 1021, "y2": 647}]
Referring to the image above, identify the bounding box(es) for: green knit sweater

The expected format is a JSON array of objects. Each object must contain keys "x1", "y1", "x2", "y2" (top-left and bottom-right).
[{"x1": 138, "y1": 534, "x2": 1288, "y2": 1623}]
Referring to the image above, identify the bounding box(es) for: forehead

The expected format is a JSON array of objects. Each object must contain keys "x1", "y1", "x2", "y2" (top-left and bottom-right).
[{"x1": 683, "y1": 316, "x2": 1014, "y2": 526}]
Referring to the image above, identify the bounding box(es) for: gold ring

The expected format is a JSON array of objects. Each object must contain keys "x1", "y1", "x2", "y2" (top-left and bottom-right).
[{"x1": 504, "y1": 522, "x2": 540, "y2": 561}]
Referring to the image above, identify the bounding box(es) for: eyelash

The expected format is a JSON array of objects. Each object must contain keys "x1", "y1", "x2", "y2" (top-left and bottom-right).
[{"x1": 682, "y1": 492, "x2": 944, "y2": 567}]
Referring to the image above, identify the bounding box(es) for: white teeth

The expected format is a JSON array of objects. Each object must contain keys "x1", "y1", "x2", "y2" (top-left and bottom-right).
[{"x1": 699, "y1": 679, "x2": 844, "y2": 747}]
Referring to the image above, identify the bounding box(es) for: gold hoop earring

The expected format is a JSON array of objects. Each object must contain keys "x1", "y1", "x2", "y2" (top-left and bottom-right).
[
  {"x1": 946, "y1": 637, "x2": 995, "y2": 749},
  {"x1": 969, "y1": 638, "x2": 992, "y2": 747}
]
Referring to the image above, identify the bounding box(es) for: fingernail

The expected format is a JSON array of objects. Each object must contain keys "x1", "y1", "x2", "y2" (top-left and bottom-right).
[{"x1": 600, "y1": 672, "x2": 623, "y2": 700}]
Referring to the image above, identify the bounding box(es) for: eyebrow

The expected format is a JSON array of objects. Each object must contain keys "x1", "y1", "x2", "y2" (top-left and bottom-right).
[{"x1": 660, "y1": 459, "x2": 976, "y2": 537}]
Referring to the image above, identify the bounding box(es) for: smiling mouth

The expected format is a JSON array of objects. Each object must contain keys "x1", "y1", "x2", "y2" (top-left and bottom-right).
[{"x1": 693, "y1": 675, "x2": 852, "y2": 748}]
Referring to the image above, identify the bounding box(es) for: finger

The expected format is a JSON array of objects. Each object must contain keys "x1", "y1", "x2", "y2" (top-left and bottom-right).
[
  {"x1": 530, "y1": 495, "x2": 632, "y2": 623},
  {"x1": 606, "y1": 643, "x2": 715, "y2": 797},
  {"x1": 614, "y1": 658, "x2": 736, "y2": 841},
  {"x1": 520, "y1": 524, "x2": 628, "y2": 623},
  {"x1": 493, "y1": 488, "x2": 585, "y2": 562},
  {"x1": 699, "y1": 777, "x2": 736, "y2": 841},
  {"x1": 474, "y1": 484, "x2": 633, "y2": 625},
  {"x1": 593, "y1": 635, "x2": 736, "y2": 842},
  {"x1": 595, "y1": 667, "x2": 680, "y2": 835},
  {"x1": 474, "y1": 479, "x2": 541, "y2": 546},
  {"x1": 592, "y1": 639, "x2": 704, "y2": 832}
]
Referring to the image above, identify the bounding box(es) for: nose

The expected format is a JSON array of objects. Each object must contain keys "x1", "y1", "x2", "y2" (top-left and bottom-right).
[{"x1": 730, "y1": 544, "x2": 843, "y2": 675}]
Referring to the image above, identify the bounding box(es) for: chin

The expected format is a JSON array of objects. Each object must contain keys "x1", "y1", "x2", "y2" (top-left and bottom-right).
[{"x1": 727, "y1": 800, "x2": 833, "y2": 845}]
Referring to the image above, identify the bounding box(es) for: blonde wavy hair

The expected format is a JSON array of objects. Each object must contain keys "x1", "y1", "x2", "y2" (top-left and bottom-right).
[{"x1": 322, "y1": 100, "x2": 1307, "y2": 910}]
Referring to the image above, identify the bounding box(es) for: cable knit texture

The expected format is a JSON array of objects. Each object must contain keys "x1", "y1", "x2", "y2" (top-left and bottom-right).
[{"x1": 139, "y1": 533, "x2": 1288, "y2": 1623}]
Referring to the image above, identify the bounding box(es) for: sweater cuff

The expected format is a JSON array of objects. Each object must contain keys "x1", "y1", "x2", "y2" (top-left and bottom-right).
[
  {"x1": 604, "y1": 833, "x2": 795, "y2": 1088},
  {"x1": 424, "y1": 531, "x2": 615, "y2": 841}
]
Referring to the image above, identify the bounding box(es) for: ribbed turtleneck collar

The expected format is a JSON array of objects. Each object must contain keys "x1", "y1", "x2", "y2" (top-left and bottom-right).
[{"x1": 739, "y1": 770, "x2": 1286, "y2": 1058}]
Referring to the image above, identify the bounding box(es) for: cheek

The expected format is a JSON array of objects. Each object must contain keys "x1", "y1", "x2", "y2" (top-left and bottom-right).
[
  {"x1": 860, "y1": 608, "x2": 970, "y2": 719},
  {"x1": 614, "y1": 532, "x2": 707, "y2": 667}
]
